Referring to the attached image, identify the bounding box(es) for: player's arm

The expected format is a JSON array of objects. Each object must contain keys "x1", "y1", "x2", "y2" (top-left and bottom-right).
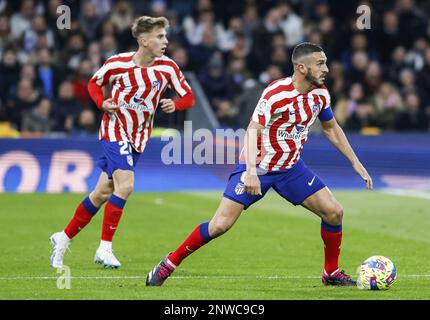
[
  {"x1": 87, "y1": 79, "x2": 119, "y2": 115},
  {"x1": 160, "y1": 91, "x2": 195, "y2": 113},
  {"x1": 243, "y1": 121, "x2": 264, "y2": 196},
  {"x1": 321, "y1": 117, "x2": 373, "y2": 190},
  {"x1": 160, "y1": 61, "x2": 195, "y2": 113},
  {"x1": 87, "y1": 61, "x2": 119, "y2": 115}
]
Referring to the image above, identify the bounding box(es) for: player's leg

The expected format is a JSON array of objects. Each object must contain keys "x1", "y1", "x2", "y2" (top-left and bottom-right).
[
  {"x1": 301, "y1": 188, "x2": 343, "y2": 269},
  {"x1": 146, "y1": 197, "x2": 244, "y2": 286},
  {"x1": 301, "y1": 187, "x2": 355, "y2": 286},
  {"x1": 146, "y1": 167, "x2": 271, "y2": 286},
  {"x1": 50, "y1": 172, "x2": 113, "y2": 268},
  {"x1": 95, "y1": 169, "x2": 134, "y2": 268},
  {"x1": 273, "y1": 159, "x2": 354, "y2": 286}
]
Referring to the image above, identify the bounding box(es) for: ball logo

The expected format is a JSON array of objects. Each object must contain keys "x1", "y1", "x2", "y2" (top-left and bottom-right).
[{"x1": 367, "y1": 259, "x2": 386, "y2": 271}]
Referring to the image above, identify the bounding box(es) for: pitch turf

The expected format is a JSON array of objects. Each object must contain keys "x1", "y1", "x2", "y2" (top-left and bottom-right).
[{"x1": 0, "y1": 190, "x2": 429, "y2": 300}]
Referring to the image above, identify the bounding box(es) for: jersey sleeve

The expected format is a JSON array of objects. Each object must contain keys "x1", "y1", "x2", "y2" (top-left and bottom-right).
[
  {"x1": 318, "y1": 88, "x2": 334, "y2": 122},
  {"x1": 251, "y1": 97, "x2": 272, "y2": 127},
  {"x1": 91, "y1": 56, "x2": 119, "y2": 87},
  {"x1": 251, "y1": 81, "x2": 282, "y2": 127},
  {"x1": 165, "y1": 59, "x2": 192, "y2": 97}
]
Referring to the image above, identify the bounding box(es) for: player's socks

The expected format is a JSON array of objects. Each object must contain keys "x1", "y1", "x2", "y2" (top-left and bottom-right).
[
  {"x1": 64, "y1": 196, "x2": 99, "y2": 239},
  {"x1": 168, "y1": 221, "x2": 212, "y2": 266},
  {"x1": 320, "y1": 220, "x2": 342, "y2": 275},
  {"x1": 101, "y1": 194, "x2": 126, "y2": 241}
]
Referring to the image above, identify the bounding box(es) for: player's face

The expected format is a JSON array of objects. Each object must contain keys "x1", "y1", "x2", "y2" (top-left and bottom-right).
[
  {"x1": 305, "y1": 52, "x2": 329, "y2": 87},
  {"x1": 140, "y1": 27, "x2": 168, "y2": 57}
]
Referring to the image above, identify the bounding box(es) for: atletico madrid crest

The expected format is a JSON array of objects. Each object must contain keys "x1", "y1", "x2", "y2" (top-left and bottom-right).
[
  {"x1": 127, "y1": 155, "x2": 133, "y2": 167},
  {"x1": 235, "y1": 182, "x2": 245, "y2": 195}
]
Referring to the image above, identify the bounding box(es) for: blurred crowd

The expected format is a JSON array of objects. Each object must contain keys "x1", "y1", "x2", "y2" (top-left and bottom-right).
[{"x1": 0, "y1": 0, "x2": 430, "y2": 137}]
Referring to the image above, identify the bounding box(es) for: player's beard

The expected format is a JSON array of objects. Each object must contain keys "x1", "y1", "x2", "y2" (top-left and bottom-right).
[{"x1": 305, "y1": 69, "x2": 324, "y2": 87}]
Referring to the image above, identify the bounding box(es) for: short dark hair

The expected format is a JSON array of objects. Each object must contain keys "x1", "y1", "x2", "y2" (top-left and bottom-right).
[
  {"x1": 131, "y1": 16, "x2": 169, "y2": 38},
  {"x1": 292, "y1": 42, "x2": 324, "y2": 66}
]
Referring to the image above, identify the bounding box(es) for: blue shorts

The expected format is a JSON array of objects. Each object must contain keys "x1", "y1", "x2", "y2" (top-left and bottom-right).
[
  {"x1": 97, "y1": 140, "x2": 141, "y2": 179},
  {"x1": 223, "y1": 159, "x2": 326, "y2": 209}
]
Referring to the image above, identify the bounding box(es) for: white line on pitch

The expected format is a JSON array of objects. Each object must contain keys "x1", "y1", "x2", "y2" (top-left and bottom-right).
[{"x1": 0, "y1": 275, "x2": 429, "y2": 281}]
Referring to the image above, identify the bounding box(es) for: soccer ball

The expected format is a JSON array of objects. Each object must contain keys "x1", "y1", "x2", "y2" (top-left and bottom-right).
[{"x1": 357, "y1": 256, "x2": 397, "y2": 290}]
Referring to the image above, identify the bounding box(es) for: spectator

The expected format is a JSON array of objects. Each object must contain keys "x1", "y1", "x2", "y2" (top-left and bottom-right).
[
  {"x1": 58, "y1": 33, "x2": 86, "y2": 72},
  {"x1": 278, "y1": 1, "x2": 304, "y2": 48},
  {"x1": 22, "y1": 15, "x2": 55, "y2": 55},
  {"x1": 226, "y1": 57, "x2": 253, "y2": 95},
  {"x1": 35, "y1": 48, "x2": 59, "y2": 100},
  {"x1": 10, "y1": 0, "x2": 34, "y2": 40},
  {"x1": 334, "y1": 83, "x2": 365, "y2": 127},
  {"x1": 241, "y1": 3, "x2": 260, "y2": 38},
  {"x1": 345, "y1": 99, "x2": 380, "y2": 131},
  {"x1": 170, "y1": 46, "x2": 190, "y2": 71},
  {"x1": 396, "y1": 0, "x2": 428, "y2": 49},
  {"x1": 372, "y1": 82, "x2": 404, "y2": 130},
  {"x1": 198, "y1": 52, "x2": 233, "y2": 106},
  {"x1": 21, "y1": 97, "x2": 55, "y2": 136},
  {"x1": 417, "y1": 48, "x2": 430, "y2": 103},
  {"x1": 72, "y1": 109, "x2": 98, "y2": 136},
  {"x1": 110, "y1": 0, "x2": 134, "y2": 34},
  {"x1": 0, "y1": 49, "x2": 20, "y2": 102},
  {"x1": 72, "y1": 59, "x2": 93, "y2": 109},
  {"x1": 54, "y1": 80, "x2": 83, "y2": 132},
  {"x1": 188, "y1": 26, "x2": 217, "y2": 71},
  {"x1": 345, "y1": 51, "x2": 369, "y2": 85},
  {"x1": 216, "y1": 99, "x2": 238, "y2": 128},
  {"x1": 395, "y1": 91, "x2": 429, "y2": 131},
  {"x1": 386, "y1": 46, "x2": 409, "y2": 86},
  {"x1": 0, "y1": 15, "x2": 12, "y2": 57},
  {"x1": 237, "y1": 64, "x2": 282, "y2": 129},
  {"x1": 7, "y1": 78, "x2": 40, "y2": 129},
  {"x1": 79, "y1": 2, "x2": 103, "y2": 40},
  {"x1": 377, "y1": 11, "x2": 402, "y2": 64}
]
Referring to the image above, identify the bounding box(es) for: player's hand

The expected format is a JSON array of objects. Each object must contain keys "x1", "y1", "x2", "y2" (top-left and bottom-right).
[
  {"x1": 102, "y1": 98, "x2": 119, "y2": 114},
  {"x1": 160, "y1": 99, "x2": 176, "y2": 113},
  {"x1": 244, "y1": 172, "x2": 262, "y2": 196},
  {"x1": 353, "y1": 162, "x2": 373, "y2": 190}
]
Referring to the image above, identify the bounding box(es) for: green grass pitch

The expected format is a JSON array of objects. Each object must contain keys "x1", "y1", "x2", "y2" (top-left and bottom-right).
[{"x1": 0, "y1": 190, "x2": 429, "y2": 300}]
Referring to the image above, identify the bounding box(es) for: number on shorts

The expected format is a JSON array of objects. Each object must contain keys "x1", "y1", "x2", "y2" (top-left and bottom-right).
[{"x1": 119, "y1": 141, "x2": 131, "y2": 155}]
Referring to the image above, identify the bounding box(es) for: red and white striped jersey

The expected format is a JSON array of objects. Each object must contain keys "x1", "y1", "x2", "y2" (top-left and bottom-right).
[
  {"x1": 248, "y1": 77, "x2": 331, "y2": 171},
  {"x1": 92, "y1": 52, "x2": 192, "y2": 153}
]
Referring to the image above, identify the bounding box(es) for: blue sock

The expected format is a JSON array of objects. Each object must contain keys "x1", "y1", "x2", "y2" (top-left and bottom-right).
[
  {"x1": 82, "y1": 196, "x2": 99, "y2": 216},
  {"x1": 199, "y1": 221, "x2": 212, "y2": 243}
]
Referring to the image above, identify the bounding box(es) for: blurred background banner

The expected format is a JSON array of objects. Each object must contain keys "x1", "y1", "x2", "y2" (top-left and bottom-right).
[
  {"x1": 0, "y1": 0, "x2": 430, "y2": 193},
  {"x1": 1, "y1": 133, "x2": 429, "y2": 193}
]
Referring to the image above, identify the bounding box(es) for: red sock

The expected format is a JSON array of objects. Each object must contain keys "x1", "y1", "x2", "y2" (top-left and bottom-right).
[
  {"x1": 101, "y1": 195, "x2": 126, "y2": 242},
  {"x1": 321, "y1": 221, "x2": 342, "y2": 275},
  {"x1": 64, "y1": 196, "x2": 99, "y2": 239},
  {"x1": 169, "y1": 222, "x2": 212, "y2": 266}
]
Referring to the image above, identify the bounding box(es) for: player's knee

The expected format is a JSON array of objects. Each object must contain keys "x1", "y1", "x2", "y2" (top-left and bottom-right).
[
  {"x1": 92, "y1": 188, "x2": 113, "y2": 204},
  {"x1": 327, "y1": 204, "x2": 344, "y2": 225},
  {"x1": 115, "y1": 184, "x2": 134, "y2": 198},
  {"x1": 209, "y1": 217, "x2": 233, "y2": 238}
]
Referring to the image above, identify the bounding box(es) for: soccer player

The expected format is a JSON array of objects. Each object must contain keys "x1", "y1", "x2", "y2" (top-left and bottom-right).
[
  {"x1": 49, "y1": 16, "x2": 195, "y2": 269},
  {"x1": 146, "y1": 42, "x2": 373, "y2": 286}
]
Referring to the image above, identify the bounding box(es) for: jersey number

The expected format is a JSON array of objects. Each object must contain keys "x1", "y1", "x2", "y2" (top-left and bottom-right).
[{"x1": 119, "y1": 141, "x2": 132, "y2": 155}]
